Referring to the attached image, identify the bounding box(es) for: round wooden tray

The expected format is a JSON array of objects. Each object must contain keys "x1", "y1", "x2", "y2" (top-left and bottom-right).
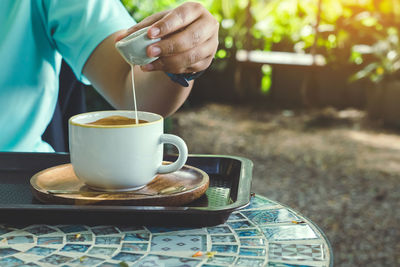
[{"x1": 30, "y1": 163, "x2": 209, "y2": 206}]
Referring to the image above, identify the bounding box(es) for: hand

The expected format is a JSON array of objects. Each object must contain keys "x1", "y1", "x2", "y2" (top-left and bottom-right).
[{"x1": 116, "y1": 2, "x2": 219, "y2": 74}]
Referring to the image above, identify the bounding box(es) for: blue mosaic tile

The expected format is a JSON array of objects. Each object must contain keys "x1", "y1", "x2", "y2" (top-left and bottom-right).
[
  {"x1": 239, "y1": 237, "x2": 266, "y2": 246},
  {"x1": 235, "y1": 228, "x2": 262, "y2": 237},
  {"x1": 122, "y1": 242, "x2": 148, "y2": 252},
  {"x1": 88, "y1": 246, "x2": 118, "y2": 257},
  {"x1": 0, "y1": 247, "x2": 20, "y2": 257},
  {"x1": 25, "y1": 225, "x2": 56, "y2": 236},
  {"x1": 244, "y1": 196, "x2": 276, "y2": 210},
  {"x1": 211, "y1": 244, "x2": 238, "y2": 253},
  {"x1": 228, "y1": 212, "x2": 245, "y2": 221},
  {"x1": 16, "y1": 263, "x2": 40, "y2": 267},
  {"x1": 117, "y1": 226, "x2": 145, "y2": 232},
  {"x1": 25, "y1": 246, "x2": 56, "y2": 256},
  {"x1": 96, "y1": 236, "x2": 122, "y2": 245},
  {"x1": 37, "y1": 236, "x2": 63, "y2": 245},
  {"x1": 207, "y1": 226, "x2": 231, "y2": 234},
  {"x1": 0, "y1": 256, "x2": 24, "y2": 266},
  {"x1": 39, "y1": 254, "x2": 73, "y2": 265},
  {"x1": 151, "y1": 235, "x2": 206, "y2": 252},
  {"x1": 269, "y1": 243, "x2": 324, "y2": 261},
  {"x1": 261, "y1": 224, "x2": 318, "y2": 241},
  {"x1": 236, "y1": 257, "x2": 265, "y2": 267},
  {"x1": 211, "y1": 235, "x2": 236, "y2": 243},
  {"x1": 7, "y1": 235, "x2": 34, "y2": 244},
  {"x1": 58, "y1": 225, "x2": 87, "y2": 234},
  {"x1": 70, "y1": 256, "x2": 104, "y2": 266},
  {"x1": 243, "y1": 208, "x2": 299, "y2": 225},
  {"x1": 206, "y1": 255, "x2": 236, "y2": 265},
  {"x1": 61, "y1": 244, "x2": 90, "y2": 253},
  {"x1": 66, "y1": 233, "x2": 93, "y2": 242},
  {"x1": 91, "y1": 226, "x2": 119, "y2": 235},
  {"x1": 132, "y1": 254, "x2": 200, "y2": 267},
  {"x1": 146, "y1": 227, "x2": 194, "y2": 233},
  {"x1": 112, "y1": 252, "x2": 142, "y2": 262},
  {"x1": 267, "y1": 262, "x2": 314, "y2": 267},
  {"x1": 227, "y1": 220, "x2": 252, "y2": 229},
  {"x1": 239, "y1": 247, "x2": 266, "y2": 256},
  {"x1": 0, "y1": 226, "x2": 13, "y2": 236},
  {"x1": 124, "y1": 232, "x2": 150, "y2": 242},
  {"x1": 98, "y1": 262, "x2": 121, "y2": 267}
]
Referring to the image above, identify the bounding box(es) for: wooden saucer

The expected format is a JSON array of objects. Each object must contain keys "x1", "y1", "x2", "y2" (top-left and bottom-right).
[{"x1": 30, "y1": 163, "x2": 209, "y2": 206}]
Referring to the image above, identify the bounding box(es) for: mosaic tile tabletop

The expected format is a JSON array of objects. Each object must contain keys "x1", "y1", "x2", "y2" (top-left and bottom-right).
[{"x1": 0, "y1": 195, "x2": 332, "y2": 266}]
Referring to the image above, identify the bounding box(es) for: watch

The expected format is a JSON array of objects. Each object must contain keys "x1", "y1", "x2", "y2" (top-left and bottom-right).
[{"x1": 165, "y1": 71, "x2": 205, "y2": 87}]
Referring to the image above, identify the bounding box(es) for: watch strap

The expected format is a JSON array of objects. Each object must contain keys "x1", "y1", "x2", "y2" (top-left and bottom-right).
[{"x1": 165, "y1": 71, "x2": 205, "y2": 87}]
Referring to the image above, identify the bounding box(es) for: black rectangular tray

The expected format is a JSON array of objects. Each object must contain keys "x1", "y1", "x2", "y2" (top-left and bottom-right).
[{"x1": 0, "y1": 152, "x2": 252, "y2": 227}]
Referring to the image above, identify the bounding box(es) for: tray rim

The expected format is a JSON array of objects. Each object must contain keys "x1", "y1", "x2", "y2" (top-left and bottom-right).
[{"x1": 0, "y1": 152, "x2": 253, "y2": 214}]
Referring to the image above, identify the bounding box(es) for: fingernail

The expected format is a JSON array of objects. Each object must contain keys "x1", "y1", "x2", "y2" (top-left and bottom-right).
[
  {"x1": 142, "y1": 64, "x2": 154, "y2": 71},
  {"x1": 150, "y1": 46, "x2": 161, "y2": 57},
  {"x1": 149, "y1": 27, "x2": 160, "y2": 37}
]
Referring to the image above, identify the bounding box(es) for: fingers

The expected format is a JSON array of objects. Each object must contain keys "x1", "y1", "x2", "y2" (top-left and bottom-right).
[
  {"x1": 149, "y1": 2, "x2": 204, "y2": 39},
  {"x1": 115, "y1": 10, "x2": 169, "y2": 42},
  {"x1": 147, "y1": 15, "x2": 219, "y2": 57},
  {"x1": 116, "y1": 2, "x2": 203, "y2": 42},
  {"x1": 117, "y1": 1, "x2": 219, "y2": 75},
  {"x1": 141, "y1": 32, "x2": 218, "y2": 73}
]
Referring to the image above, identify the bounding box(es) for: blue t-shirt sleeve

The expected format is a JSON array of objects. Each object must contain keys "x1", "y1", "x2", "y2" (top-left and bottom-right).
[{"x1": 43, "y1": 0, "x2": 135, "y2": 83}]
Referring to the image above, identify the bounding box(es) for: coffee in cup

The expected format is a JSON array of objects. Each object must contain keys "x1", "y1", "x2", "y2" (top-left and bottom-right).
[
  {"x1": 69, "y1": 110, "x2": 188, "y2": 192},
  {"x1": 85, "y1": 115, "x2": 148, "y2": 126}
]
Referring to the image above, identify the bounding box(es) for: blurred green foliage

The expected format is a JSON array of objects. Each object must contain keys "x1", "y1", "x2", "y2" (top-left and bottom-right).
[
  {"x1": 121, "y1": 0, "x2": 400, "y2": 92},
  {"x1": 343, "y1": 0, "x2": 400, "y2": 83},
  {"x1": 121, "y1": 0, "x2": 195, "y2": 21}
]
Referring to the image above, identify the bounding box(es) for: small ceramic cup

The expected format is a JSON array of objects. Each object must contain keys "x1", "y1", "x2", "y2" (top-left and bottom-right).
[
  {"x1": 68, "y1": 110, "x2": 188, "y2": 192},
  {"x1": 115, "y1": 26, "x2": 161, "y2": 66}
]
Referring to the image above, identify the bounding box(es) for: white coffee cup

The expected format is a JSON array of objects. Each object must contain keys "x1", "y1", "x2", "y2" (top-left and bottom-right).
[
  {"x1": 115, "y1": 26, "x2": 161, "y2": 66},
  {"x1": 68, "y1": 110, "x2": 188, "y2": 192}
]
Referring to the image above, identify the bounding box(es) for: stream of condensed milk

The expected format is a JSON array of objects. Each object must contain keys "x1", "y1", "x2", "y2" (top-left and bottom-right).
[{"x1": 130, "y1": 64, "x2": 139, "y2": 124}]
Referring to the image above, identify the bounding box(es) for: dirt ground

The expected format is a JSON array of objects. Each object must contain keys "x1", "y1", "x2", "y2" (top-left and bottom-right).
[{"x1": 170, "y1": 102, "x2": 399, "y2": 267}]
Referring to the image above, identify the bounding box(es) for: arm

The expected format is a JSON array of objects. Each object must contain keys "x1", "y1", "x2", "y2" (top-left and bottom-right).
[
  {"x1": 82, "y1": 2, "x2": 219, "y2": 117},
  {"x1": 82, "y1": 30, "x2": 192, "y2": 117}
]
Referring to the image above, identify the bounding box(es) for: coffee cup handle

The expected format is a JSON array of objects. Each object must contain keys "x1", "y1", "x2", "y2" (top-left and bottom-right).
[{"x1": 158, "y1": 134, "x2": 188, "y2": 174}]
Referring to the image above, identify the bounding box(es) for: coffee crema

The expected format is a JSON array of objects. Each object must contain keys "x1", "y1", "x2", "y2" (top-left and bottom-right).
[{"x1": 85, "y1": 115, "x2": 148, "y2": 126}]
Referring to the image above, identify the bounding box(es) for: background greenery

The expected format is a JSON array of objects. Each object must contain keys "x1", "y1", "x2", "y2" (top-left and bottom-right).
[{"x1": 119, "y1": 0, "x2": 400, "y2": 105}]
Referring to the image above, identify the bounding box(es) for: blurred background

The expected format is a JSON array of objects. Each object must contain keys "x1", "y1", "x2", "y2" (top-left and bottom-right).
[{"x1": 86, "y1": 0, "x2": 400, "y2": 266}]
